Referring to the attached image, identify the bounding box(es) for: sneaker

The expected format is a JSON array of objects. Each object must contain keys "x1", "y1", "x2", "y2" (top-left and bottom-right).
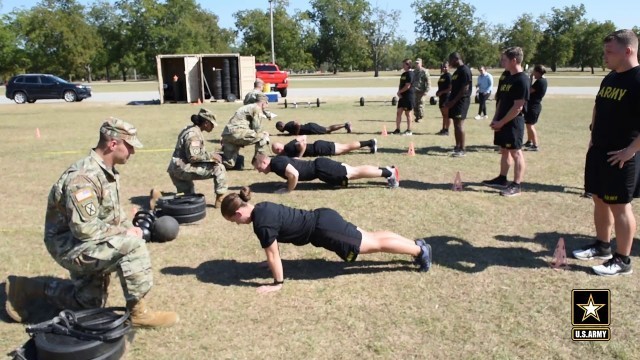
[
  {"x1": 482, "y1": 115, "x2": 488, "y2": 119},
  {"x1": 392, "y1": 128, "x2": 401, "y2": 135},
  {"x1": 414, "y1": 240, "x2": 432, "y2": 272},
  {"x1": 451, "y1": 150, "x2": 466, "y2": 157},
  {"x1": 402, "y1": 130, "x2": 413, "y2": 136},
  {"x1": 386, "y1": 166, "x2": 400, "y2": 189},
  {"x1": 481, "y1": 176, "x2": 508, "y2": 189},
  {"x1": 523, "y1": 141, "x2": 533, "y2": 148},
  {"x1": 345, "y1": 122, "x2": 352, "y2": 133},
  {"x1": 500, "y1": 182, "x2": 521, "y2": 197},
  {"x1": 474, "y1": 115, "x2": 483, "y2": 120},
  {"x1": 524, "y1": 145, "x2": 539, "y2": 152},
  {"x1": 370, "y1": 138, "x2": 378, "y2": 154},
  {"x1": 592, "y1": 257, "x2": 633, "y2": 276},
  {"x1": 415, "y1": 118, "x2": 422, "y2": 123},
  {"x1": 572, "y1": 242, "x2": 613, "y2": 260},
  {"x1": 581, "y1": 192, "x2": 593, "y2": 199},
  {"x1": 437, "y1": 129, "x2": 449, "y2": 136},
  {"x1": 149, "y1": 188, "x2": 162, "y2": 210}
]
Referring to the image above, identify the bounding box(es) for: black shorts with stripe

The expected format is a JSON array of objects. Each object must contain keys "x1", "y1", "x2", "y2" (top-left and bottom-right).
[{"x1": 584, "y1": 147, "x2": 640, "y2": 204}]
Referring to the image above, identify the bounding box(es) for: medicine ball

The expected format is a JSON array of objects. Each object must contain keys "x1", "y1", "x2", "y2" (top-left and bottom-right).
[{"x1": 151, "y1": 216, "x2": 180, "y2": 243}]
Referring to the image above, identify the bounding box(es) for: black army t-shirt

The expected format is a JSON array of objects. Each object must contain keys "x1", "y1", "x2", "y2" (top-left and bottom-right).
[
  {"x1": 269, "y1": 156, "x2": 317, "y2": 181},
  {"x1": 251, "y1": 202, "x2": 318, "y2": 248},
  {"x1": 529, "y1": 77, "x2": 547, "y2": 106},
  {"x1": 437, "y1": 72, "x2": 451, "y2": 94},
  {"x1": 450, "y1": 64, "x2": 472, "y2": 99},
  {"x1": 282, "y1": 121, "x2": 297, "y2": 134},
  {"x1": 592, "y1": 66, "x2": 640, "y2": 151},
  {"x1": 399, "y1": 70, "x2": 414, "y2": 96},
  {"x1": 495, "y1": 71, "x2": 529, "y2": 124},
  {"x1": 283, "y1": 139, "x2": 333, "y2": 157}
]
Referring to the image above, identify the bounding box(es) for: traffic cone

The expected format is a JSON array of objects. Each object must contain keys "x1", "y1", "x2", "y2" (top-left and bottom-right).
[
  {"x1": 550, "y1": 237, "x2": 569, "y2": 270},
  {"x1": 35, "y1": 128, "x2": 41, "y2": 139},
  {"x1": 197, "y1": 98, "x2": 202, "y2": 105},
  {"x1": 407, "y1": 142, "x2": 416, "y2": 156},
  {"x1": 452, "y1": 171, "x2": 463, "y2": 191},
  {"x1": 381, "y1": 125, "x2": 388, "y2": 136}
]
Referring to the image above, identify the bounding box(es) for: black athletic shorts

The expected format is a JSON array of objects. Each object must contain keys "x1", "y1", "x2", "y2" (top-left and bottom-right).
[
  {"x1": 584, "y1": 147, "x2": 640, "y2": 204},
  {"x1": 397, "y1": 95, "x2": 414, "y2": 110},
  {"x1": 494, "y1": 116, "x2": 524, "y2": 149},
  {"x1": 438, "y1": 94, "x2": 449, "y2": 109},
  {"x1": 300, "y1": 123, "x2": 327, "y2": 135},
  {"x1": 314, "y1": 157, "x2": 348, "y2": 186},
  {"x1": 525, "y1": 104, "x2": 541, "y2": 125},
  {"x1": 309, "y1": 208, "x2": 362, "y2": 262},
  {"x1": 449, "y1": 96, "x2": 470, "y2": 120}
]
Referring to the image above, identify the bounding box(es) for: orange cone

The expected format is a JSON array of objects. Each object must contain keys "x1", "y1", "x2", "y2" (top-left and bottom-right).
[
  {"x1": 197, "y1": 98, "x2": 202, "y2": 105},
  {"x1": 381, "y1": 125, "x2": 388, "y2": 136},
  {"x1": 452, "y1": 171, "x2": 463, "y2": 191},
  {"x1": 550, "y1": 237, "x2": 569, "y2": 270},
  {"x1": 407, "y1": 142, "x2": 416, "y2": 156}
]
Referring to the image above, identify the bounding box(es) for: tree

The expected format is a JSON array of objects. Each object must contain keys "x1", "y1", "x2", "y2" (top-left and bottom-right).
[
  {"x1": 412, "y1": 0, "x2": 477, "y2": 62},
  {"x1": 0, "y1": 15, "x2": 26, "y2": 79},
  {"x1": 308, "y1": 0, "x2": 370, "y2": 74},
  {"x1": 534, "y1": 4, "x2": 586, "y2": 71},
  {"x1": 383, "y1": 37, "x2": 413, "y2": 70},
  {"x1": 235, "y1": 1, "x2": 315, "y2": 70},
  {"x1": 11, "y1": 0, "x2": 100, "y2": 80},
  {"x1": 363, "y1": 6, "x2": 400, "y2": 77},
  {"x1": 572, "y1": 20, "x2": 616, "y2": 73},
  {"x1": 503, "y1": 14, "x2": 544, "y2": 66}
]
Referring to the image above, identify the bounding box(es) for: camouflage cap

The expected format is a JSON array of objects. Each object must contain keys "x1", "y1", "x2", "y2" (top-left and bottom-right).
[
  {"x1": 256, "y1": 93, "x2": 268, "y2": 103},
  {"x1": 197, "y1": 108, "x2": 217, "y2": 126},
  {"x1": 100, "y1": 117, "x2": 143, "y2": 148}
]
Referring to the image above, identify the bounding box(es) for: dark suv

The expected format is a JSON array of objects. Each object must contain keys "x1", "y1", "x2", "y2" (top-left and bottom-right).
[{"x1": 5, "y1": 74, "x2": 92, "y2": 104}]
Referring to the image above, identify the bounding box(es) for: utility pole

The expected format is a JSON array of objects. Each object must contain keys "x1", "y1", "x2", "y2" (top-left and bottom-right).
[{"x1": 269, "y1": 0, "x2": 276, "y2": 64}]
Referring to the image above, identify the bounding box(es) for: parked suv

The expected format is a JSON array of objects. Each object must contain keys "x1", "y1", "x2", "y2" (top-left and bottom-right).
[{"x1": 5, "y1": 74, "x2": 92, "y2": 104}]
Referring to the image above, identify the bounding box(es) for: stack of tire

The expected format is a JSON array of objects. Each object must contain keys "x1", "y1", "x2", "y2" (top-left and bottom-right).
[
  {"x1": 222, "y1": 59, "x2": 233, "y2": 102},
  {"x1": 213, "y1": 69, "x2": 222, "y2": 100},
  {"x1": 230, "y1": 57, "x2": 239, "y2": 100},
  {"x1": 154, "y1": 194, "x2": 207, "y2": 224}
]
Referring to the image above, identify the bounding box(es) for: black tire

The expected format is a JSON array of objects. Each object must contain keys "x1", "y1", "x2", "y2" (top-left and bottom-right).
[
  {"x1": 27, "y1": 99, "x2": 36, "y2": 103},
  {"x1": 429, "y1": 96, "x2": 437, "y2": 105},
  {"x1": 13, "y1": 91, "x2": 27, "y2": 104},
  {"x1": 279, "y1": 87, "x2": 287, "y2": 98},
  {"x1": 157, "y1": 194, "x2": 206, "y2": 216},
  {"x1": 63, "y1": 90, "x2": 77, "y2": 102},
  {"x1": 170, "y1": 209, "x2": 207, "y2": 224},
  {"x1": 34, "y1": 330, "x2": 125, "y2": 360}
]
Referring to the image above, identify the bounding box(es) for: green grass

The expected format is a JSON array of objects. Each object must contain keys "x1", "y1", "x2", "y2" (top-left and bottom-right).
[{"x1": 1, "y1": 97, "x2": 638, "y2": 359}]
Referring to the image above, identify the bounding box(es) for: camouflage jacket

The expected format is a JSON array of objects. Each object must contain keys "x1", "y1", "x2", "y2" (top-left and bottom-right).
[
  {"x1": 169, "y1": 125, "x2": 218, "y2": 168},
  {"x1": 221, "y1": 103, "x2": 266, "y2": 136},
  {"x1": 44, "y1": 150, "x2": 133, "y2": 261},
  {"x1": 243, "y1": 89, "x2": 263, "y2": 105},
  {"x1": 412, "y1": 68, "x2": 431, "y2": 94}
]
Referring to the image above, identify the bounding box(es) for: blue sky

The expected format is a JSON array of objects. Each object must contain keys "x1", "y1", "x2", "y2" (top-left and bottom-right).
[{"x1": 1, "y1": 0, "x2": 638, "y2": 40}]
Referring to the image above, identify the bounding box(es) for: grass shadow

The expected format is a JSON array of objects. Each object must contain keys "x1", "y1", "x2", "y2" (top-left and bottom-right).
[
  {"x1": 126, "y1": 100, "x2": 160, "y2": 105},
  {"x1": 161, "y1": 258, "x2": 414, "y2": 287},
  {"x1": 1, "y1": 276, "x2": 66, "y2": 325},
  {"x1": 399, "y1": 179, "x2": 485, "y2": 192},
  {"x1": 423, "y1": 235, "x2": 592, "y2": 274},
  {"x1": 247, "y1": 180, "x2": 380, "y2": 194},
  {"x1": 128, "y1": 195, "x2": 151, "y2": 210}
]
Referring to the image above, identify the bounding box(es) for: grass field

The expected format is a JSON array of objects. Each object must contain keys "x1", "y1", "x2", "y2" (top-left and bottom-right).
[{"x1": 1, "y1": 95, "x2": 639, "y2": 359}]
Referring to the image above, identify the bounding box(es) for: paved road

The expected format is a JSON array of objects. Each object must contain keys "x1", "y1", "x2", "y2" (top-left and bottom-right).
[{"x1": 0, "y1": 86, "x2": 599, "y2": 105}]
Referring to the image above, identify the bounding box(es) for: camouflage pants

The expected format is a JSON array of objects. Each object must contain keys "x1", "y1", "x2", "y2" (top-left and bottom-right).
[
  {"x1": 46, "y1": 235, "x2": 152, "y2": 309},
  {"x1": 168, "y1": 162, "x2": 228, "y2": 195},
  {"x1": 413, "y1": 91, "x2": 425, "y2": 120},
  {"x1": 221, "y1": 129, "x2": 270, "y2": 170}
]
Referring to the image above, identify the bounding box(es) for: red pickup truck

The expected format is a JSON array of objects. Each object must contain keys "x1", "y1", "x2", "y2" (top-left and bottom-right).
[{"x1": 255, "y1": 63, "x2": 289, "y2": 97}]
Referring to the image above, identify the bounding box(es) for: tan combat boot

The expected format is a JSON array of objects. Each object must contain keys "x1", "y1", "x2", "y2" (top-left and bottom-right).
[
  {"x1": 127, "y1": 299, "x2": 179, "y2": 328},
  {"x1": 214, "y1": 193, "x2": 226, "y2": 209},
  {"x1": 149, "y1": 188, "x2": 162, "y2": 210},
  {"x1": 5, "y1": 275, "x2": 46, "y2": 323}
]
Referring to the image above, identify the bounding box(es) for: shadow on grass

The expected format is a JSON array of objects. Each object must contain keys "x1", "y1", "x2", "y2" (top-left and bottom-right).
[
  {"x1": 126, "y1": 100, "x2": 160, "y2": 105},
  {"x1": 399, "y1": 179, "x2": 485, "y2": 192},
  {"x1": 161, "y1": 259, "x2": 413, "y2": 287},
  {"x1": 424, "y1": 232, "x2": 594, "y2": 274},
  {"x1": 246, "y1": 180, "x2": 382, "y2": 194},
  {"x1": 1, "y1": 276, "x2": 67, "y2": 325}
]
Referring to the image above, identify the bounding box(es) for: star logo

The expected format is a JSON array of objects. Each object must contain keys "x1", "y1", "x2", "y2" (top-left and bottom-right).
[{"x1": 577, "y1": 294, "x2": 605, "y2": 322}]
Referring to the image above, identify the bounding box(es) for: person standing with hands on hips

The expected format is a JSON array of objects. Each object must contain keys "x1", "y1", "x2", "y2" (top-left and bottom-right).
[{"x1": 393, "y1": 59, "x2": 415, "y2": 136}]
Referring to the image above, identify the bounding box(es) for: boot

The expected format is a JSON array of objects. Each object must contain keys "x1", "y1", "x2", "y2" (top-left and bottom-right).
[
  {"x1": 214, "y1": 193, "x2": 225, "y2": 209},
  {"x1": 127, "y1": 299, "x2": 179, "y2": 328},
  {"x1": 149, "y1": 188, "x2": 162, "y2": 210},
  {"x1": 5, "y1": 276, "x2": 46, "y2": 323}
]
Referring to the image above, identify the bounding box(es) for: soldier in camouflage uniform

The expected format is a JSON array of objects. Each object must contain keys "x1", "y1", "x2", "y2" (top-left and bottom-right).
[
  {"x1": 167, "y1": 108, "x2": 227, "y2": 208},
  {"x1": 221, "y1": 94, "x2": 271, "y2": 170},
  {"x1": 243, "y1": 79, "x2": 265, "y2": 105},
  {"x1": 412, "y1": 58, "x2": 431, "y2": 122},
  {"x1": 5, "y1": 118, "x2": 178, "y2": 328}
]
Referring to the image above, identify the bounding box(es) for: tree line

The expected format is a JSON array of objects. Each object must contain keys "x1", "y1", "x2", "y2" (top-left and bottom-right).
[{"x1": 1, "y1": 0, "x2": 638, "y2": 82}]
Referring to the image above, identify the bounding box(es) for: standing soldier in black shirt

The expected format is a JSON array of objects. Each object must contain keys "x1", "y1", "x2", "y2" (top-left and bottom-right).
[
  {"x1": 220, "y1": 187, "x2": 432, "y2": 293},
  {"x1": 435, "y1": 62, "x2": 452, "y2": 136},
  {"x1": 524, "y1": 65, "x2": 548, "y2": 151},
  {"x1": 443, "y1": 53, "x2": 472, "y2": 156},
  {"x1": 393, "y1": 59, "x2": 415, "y2": 135},
  {"x1": 482, "y1": 47, "x2": 529, "y2": 197},
  {"x1": 572, "y1": 30, "x2": 640, "y2": 276}
]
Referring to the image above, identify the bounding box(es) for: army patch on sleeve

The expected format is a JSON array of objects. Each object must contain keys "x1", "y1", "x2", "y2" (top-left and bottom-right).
[
  {"x1": 71, "y1": 187, "x2": 99, "y2": 220},
  {"x1": 74, "y1": 188, "x2": 93, "y2": 202},
  {"x1": 190, "y1": 140, "x2": 201, "y2": 147}
]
